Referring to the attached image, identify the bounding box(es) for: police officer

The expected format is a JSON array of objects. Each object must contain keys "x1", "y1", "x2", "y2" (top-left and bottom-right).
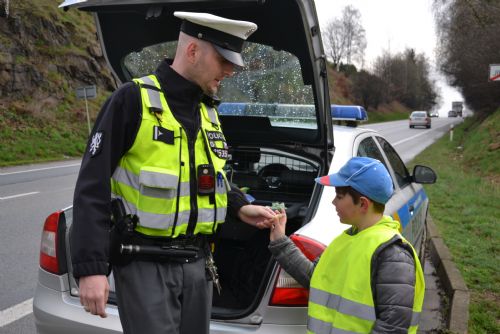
[{"x1": 71, "y1": 12, "x2": 275, "y2": 334}]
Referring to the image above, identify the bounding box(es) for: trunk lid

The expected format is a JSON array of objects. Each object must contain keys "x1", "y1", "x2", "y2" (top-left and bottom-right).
[{"x1": 59, "y1": 0, "x2": 333, "y2": 159}]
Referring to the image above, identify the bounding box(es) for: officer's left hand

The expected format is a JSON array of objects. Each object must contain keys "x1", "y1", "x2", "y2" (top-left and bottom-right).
[{"x1": 238, "y1": 204, "x2": 277, "y2": 229}]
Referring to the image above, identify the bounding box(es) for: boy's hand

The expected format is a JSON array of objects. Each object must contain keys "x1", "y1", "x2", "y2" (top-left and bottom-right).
[{"x1": 270, "y1": 208, "x2": 287, "y2": 241}]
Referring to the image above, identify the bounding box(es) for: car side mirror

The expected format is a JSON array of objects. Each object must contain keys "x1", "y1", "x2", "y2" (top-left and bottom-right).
[{"x1": 412, "y1": 165, "x2": 437, "y2": 184}]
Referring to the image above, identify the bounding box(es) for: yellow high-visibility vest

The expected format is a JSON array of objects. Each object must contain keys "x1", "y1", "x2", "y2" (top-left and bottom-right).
[
  {"x1": 308, "y1": 216, "x2": 425, "y2": 334},
  {"x1": 111, "y1": 74, "x2": 229, "y2": 237}
]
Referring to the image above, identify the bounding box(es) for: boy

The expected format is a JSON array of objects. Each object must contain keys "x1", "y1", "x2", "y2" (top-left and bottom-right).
[{"x1": 269, "y1": 157, "x2": 425, "y2": 333}]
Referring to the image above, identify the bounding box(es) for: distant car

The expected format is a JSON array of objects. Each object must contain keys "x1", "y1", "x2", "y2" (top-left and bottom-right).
[
  {"x1": 409, "y1": 111, "x2": 431, "y2": 128},
  {"x1": 34, "y1": 0, "x2": 437, "y2": 333},
  {"x1": 429, "y1": 111, "x2": 439, "y2": 117},
  {"x1": 448, "y1": 110, "x2": 458, "y2": 117}
]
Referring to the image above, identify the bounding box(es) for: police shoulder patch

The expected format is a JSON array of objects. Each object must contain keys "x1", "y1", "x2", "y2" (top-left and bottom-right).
[{"x1": 89, "y1": 131, "x2": 104, "y2": 157}]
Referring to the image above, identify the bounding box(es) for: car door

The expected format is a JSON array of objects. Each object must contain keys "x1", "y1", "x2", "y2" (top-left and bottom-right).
[
  {"x1": 354, "y1": 134, "x2": 428, "y2": 255},
  {"x1": 374, "y1": 136, "x2": 428, "y2": 255}
]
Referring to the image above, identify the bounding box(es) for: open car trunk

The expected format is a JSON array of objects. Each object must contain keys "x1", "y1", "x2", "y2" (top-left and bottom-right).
[
  {"x1": 212, "y1": 147, "x2": 319, "y2": 316},
  {"x1": 63, "y1": 146, "x2": 320, "y2": 318},
  {"x1": 63, "y1": 144, "x2": 319, "y2": 317}
]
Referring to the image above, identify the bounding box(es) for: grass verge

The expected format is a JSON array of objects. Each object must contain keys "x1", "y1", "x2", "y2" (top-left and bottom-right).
[
  {"x1": 0, "y1": 93, "x2": 108, "y2": 167},
  {"x1": 0, "y1": 110, "x2": 88, "y2": 166},
  {"x1": 410, "y1": 110, "x2": 500, "y2": 334}
]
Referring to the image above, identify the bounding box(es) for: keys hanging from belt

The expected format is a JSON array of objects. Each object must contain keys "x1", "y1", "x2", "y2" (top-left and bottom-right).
[{"x1": 205, "y1": 252, "x2": 221, "y2": 295}]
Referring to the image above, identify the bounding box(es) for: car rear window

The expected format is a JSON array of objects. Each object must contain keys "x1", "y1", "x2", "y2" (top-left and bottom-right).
[
  {"x1": 123, "y1": 41, "x2": 316, "y2": 129},
  {"x1": 411, "y1": 112, "x2": 427, "y2": 117}
]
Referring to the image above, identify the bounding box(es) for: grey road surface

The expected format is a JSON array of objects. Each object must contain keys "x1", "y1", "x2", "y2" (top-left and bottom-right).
[
  {"x1": 0, "y1": 116, "x2": 464, "y2": 333},
  {"x1": 362, "y1": 117, "x2": 463, "y2": 163}
]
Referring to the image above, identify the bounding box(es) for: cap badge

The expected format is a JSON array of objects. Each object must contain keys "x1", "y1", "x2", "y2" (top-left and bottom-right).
[{"x1": 198, "y1": 32, "x2": 203, "y2": 39}]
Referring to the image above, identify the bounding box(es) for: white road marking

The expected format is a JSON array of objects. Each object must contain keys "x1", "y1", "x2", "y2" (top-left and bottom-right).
[
  {"x1": 0, "y1": 191, "x2": 40, "y2": 200},
  {"x1": 0, "y1": 163, "x2": 80, "y2": 176},
  {"x1": 0, "y1": 298, "x2": 33, "y2": 327},
  {"x1": 392, "y1": 131, "x2": 430, "y2": 146}
]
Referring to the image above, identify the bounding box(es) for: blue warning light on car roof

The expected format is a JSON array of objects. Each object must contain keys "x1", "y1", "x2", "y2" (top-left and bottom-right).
[
  {"x1": 217, "y1": 102, "x2": 247, "y2": 115},
  {"x1": 218, "y1": 102, "x2": 368, "y2": 123},
  {"x1": 330, "y1": 105, "x2": 368, "y2": 121}
]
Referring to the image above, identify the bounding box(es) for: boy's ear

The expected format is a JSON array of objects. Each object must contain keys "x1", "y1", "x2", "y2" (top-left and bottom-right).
[{"x1": 359, "y1": 196, "x2": 372, "y2": 212}]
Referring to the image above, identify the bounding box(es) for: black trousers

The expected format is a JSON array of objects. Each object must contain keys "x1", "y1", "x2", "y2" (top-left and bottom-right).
[{"x1": 113, "y1": 255, "x2": 212, "y2": 334}]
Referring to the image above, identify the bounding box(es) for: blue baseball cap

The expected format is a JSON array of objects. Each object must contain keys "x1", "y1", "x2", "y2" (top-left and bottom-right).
[{"x1": 315, "y1": 157, "x2": 394, "y2": 204}]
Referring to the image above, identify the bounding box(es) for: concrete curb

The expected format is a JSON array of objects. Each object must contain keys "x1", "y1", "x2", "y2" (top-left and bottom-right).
[{"x1": 426, "y1": 215, "x2": 470, "y2": 333}]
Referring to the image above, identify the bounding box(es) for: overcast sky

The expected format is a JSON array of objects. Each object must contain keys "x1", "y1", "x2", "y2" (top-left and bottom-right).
[{"x1": 313, "y1": 0, "x2": 463, "y2": 114}]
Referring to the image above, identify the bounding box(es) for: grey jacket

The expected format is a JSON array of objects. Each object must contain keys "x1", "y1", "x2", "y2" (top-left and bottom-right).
[{"x1": 269, "y1": 235, "x2": 416, "y2": 333}]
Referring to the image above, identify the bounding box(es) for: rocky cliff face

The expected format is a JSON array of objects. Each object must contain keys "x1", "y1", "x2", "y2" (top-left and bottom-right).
[{"x1": 0, "y1": 1, "x2": 115, "y2": 117}]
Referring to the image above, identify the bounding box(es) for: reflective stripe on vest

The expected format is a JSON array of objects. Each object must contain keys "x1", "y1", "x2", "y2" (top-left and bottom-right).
[
  {"x1": 113, "y1": 166, "x2": 227, "y2": 198},
  {"x1": 307, "y1": 216, "x2": 425, "y2": 334},
  {"x1": 111, "y1": 74, "x2": 228, "y2": 237},
  {"x1": 113, "y1": 195, "x2": 227, "y2": 231},
  {"x1": 309, "y1": 288, "x2": 376, "y2": 322}
]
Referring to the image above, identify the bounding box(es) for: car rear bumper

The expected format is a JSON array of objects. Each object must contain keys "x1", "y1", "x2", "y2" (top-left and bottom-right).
[
  {"x1": 211, "y1": 322, "x2": 306, "y2": 333},
  {"x1": 33, "y1": 268, "x2": 122, "y2": 334},
  {"x1": 410, "y1": 120, "x2": 430, "y2": 126},
  {"x1": 34, "y1": 268, "x2": 307, "y2": 334}
]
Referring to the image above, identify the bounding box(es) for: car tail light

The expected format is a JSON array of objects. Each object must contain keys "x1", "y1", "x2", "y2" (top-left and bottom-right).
[
  {"x1": 40, "y1": 211, "x2": 64, "y2": 274},
  {"x1": 269, "y1": 234, "x2": 326, "y2": 306}
]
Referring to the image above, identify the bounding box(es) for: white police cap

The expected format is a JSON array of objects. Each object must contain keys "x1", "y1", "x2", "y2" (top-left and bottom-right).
[{"x1": 174, "y1": 11, "x2": 257, "y2": 67}]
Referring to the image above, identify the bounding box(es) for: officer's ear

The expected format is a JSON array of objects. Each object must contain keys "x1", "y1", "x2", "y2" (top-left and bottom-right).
[{"x1": 186, "y1": 41, "x2": 198, "y2": 63}]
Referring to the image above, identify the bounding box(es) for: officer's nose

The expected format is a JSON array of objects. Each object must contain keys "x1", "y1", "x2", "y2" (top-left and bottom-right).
[{"x1": 222, "y1": 61, "x2": 235, "y2": 78}]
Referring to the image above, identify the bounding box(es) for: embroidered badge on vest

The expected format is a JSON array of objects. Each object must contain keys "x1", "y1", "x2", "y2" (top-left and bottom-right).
[
  {"x1": 206, "y1": 130, "x2": 228, "y2": 159},
  {"x1": 153, "y1": 126, "x2": 174, "y2": 145},
  {"x1": 89, "y1": 131, "x2": 104, "y2": 157}
]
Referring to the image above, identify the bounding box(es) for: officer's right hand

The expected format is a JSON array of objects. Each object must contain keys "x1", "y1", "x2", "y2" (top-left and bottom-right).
[{"x1": 78, "y1": 275, "x2": 109, "y2": 318}]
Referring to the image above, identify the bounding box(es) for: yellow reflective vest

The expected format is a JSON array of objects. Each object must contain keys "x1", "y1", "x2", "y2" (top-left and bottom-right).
[
  {"x1": 308, "y1": 216, "x2": 425, "y2": 334},
  {"x1": 111, "y1": 74, "x2": 229, "y2": 237}
]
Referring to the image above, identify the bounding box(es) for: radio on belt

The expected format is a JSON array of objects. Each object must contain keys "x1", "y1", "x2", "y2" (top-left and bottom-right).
[{"x1": 198, "y1": 164, "x2": 215, "y2": 195}]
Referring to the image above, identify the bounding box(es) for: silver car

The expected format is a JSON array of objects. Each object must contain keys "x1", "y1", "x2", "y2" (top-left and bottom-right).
[
  {"x1": 34, "y1": 116, "x2": 437, "y2": 333},
  {"x1": 34, "y1": 0, "x2": 437, "y2": 332},
  {"x1": 409, "y1": 111, "x2": 431, "y2": 128}
]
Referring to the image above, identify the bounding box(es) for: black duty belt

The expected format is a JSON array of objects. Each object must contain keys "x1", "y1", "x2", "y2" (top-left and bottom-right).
[
  {"x1": 131, "y1": 233, "x2": 208, "y2": 248},
  {"x1": 115, "y1": 234, "x2": 209, "y2": 264}
]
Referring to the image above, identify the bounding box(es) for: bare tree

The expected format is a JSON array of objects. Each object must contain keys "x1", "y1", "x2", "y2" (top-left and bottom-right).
[
  {"x1": 342, "y1": 5, "x2": 367, "y2": 65},
  {"x1": 323, "y1": 18, "x2": 345, "y2": 69},
  {"x1": 373, "y1": 48, "x2": 438, "y2": 110},
  {"x1": 322, "y1": 5, "x2": 366, "y2": 68}
]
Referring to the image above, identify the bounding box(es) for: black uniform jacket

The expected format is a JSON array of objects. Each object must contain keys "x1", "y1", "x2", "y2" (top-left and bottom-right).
[{"x1": 71, "y1": 59, "x2": 248, "y2": 278}]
